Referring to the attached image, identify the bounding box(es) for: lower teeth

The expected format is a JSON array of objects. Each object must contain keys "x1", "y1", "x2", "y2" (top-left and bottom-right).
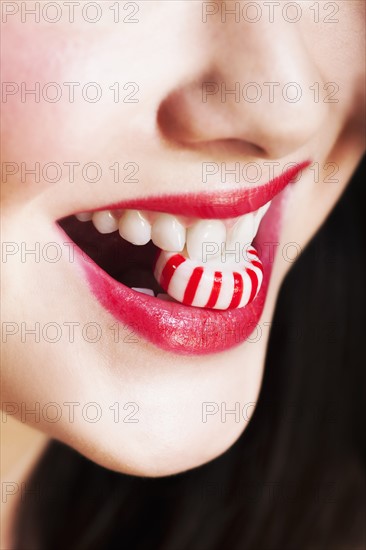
[
  {"x1": 131, "y1": 288, "x2": 178, "y2": 303},
  {"x1": 131, "y1": 287, "x2": 154, "y2": 297}
]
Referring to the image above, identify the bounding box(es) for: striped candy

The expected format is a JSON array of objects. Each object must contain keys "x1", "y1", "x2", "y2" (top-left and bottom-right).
[{"x1": 153, "y1": 246, "x2": 263, "y2": 310}]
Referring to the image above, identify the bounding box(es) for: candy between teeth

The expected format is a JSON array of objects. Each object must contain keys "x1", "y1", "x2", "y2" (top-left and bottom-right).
[
  {"x1": 153, "y1": 246, "x2": 263, "y2": 310},
  {"x1": 75, "y1": 203, "x2": 269, "y2": 309}
]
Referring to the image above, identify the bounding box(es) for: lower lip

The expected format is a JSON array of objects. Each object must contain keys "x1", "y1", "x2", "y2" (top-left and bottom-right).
[{"x1": 62, "y1": 192, "x2": 284, "y2": 356}]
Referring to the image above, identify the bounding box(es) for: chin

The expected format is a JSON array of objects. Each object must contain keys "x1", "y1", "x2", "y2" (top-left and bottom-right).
[{"x1": 59, "y1": 409, "x2": 253, "y2": 478}]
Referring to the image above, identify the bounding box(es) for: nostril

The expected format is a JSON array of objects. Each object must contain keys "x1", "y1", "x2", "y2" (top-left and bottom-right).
[
  {"x1": 156, "y1": 92, "x2": 191, "y2": 145},
  {"x1": 157, "y1": 92, "x2": 266, "y2": 158},
  {"x1": 156, "y1": 68, "x2": 328, "y2": 159}
]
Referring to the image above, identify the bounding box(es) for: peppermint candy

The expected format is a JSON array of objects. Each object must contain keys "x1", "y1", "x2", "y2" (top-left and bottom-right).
[{"x1": 153, "y1": 246, "x2": 263, "y2": 310}]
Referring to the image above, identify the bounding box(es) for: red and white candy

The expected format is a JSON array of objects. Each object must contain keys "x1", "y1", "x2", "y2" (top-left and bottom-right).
[{"x1": 153, "y1": 246, "x2": 263, "y2": 310}]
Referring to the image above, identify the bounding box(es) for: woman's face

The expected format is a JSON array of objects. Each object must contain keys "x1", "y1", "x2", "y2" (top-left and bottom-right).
[{"x1": 2, "y1": 1, "x2": 365, "y2": 476}]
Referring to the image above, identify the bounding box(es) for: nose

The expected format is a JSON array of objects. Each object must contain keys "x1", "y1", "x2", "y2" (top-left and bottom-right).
[{"x1": 157, "y1": 7, "x2": 328, "y2": 160}]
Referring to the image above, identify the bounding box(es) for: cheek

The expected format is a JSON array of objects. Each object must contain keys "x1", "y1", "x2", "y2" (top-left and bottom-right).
[
  {"x1": 2, "y1": 23, "x2": 64, "y2": 156},
  {"x1": 1, "y1": 28, "x2": 120, "y2": 217},
  {"x1": 1, "y1": 21, "x2": 111, "y2": 175},
  {"x1": 302, "y1": 8, "x2": 365, "y2": 118}
]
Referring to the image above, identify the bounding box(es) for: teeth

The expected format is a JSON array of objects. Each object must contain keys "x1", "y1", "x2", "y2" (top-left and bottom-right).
[
  {"x1": 151, "y1": 214, "x2": 186, "y2": 252},
  {"x1": 186, "y1": 220, "x2": 226, "y2": 262},
  {"x1": 227, "y1": 213, "x2": 256, "y2": 251},
  {"x1": 76, "y1": 212, "x2": 92, "y2": 222},
  {"x1": 76, "y1": 200, "x2": 271, "y2": 261},
  {"x1": 132, "y1": 287, "x2": 154, "y2": 296},
  {"x1": 75, "y1": 200, "x2": 271, "y2": 309},
  {"x1": 119, "y1": 210, "x2": 151, "y2": 245},
  {"x1": 92, "y1": 211, "x2": 119, "y2": 234},
  {"x1": 254, "y1": 201, "x2": 271, "y2": 233}
]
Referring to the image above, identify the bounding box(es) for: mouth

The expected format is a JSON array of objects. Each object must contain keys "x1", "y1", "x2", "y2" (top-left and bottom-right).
[{"x1": 57, "y1": 161, "x2": 310, "y2": 355}]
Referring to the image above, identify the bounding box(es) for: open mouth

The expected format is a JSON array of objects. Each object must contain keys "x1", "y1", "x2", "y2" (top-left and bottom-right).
[
  {"x1": 57, "y1": 161, "x2": 309, "y2": 355},
  {"x1": 59, "y1": 204, "x2": 268, "y2": 308},
  {"x1": 59, "y1": 218, "x2": 165, "y2": 298}
]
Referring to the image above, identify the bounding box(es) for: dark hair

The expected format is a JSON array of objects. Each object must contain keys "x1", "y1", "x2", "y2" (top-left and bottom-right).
[{"x1": 13, "y1": 157, "x2": 365, "y2": 550}]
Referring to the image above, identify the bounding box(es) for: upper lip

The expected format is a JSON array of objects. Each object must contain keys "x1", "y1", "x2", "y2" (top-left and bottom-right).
[
  {"x1": 57, "y1": 159, "x2": 311, "y2": 355},
  {"x1": 75, "y1": 161, "x2": 310, "y2": 220}
]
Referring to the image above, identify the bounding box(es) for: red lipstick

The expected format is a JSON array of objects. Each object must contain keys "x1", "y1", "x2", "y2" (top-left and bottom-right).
[
  {"x1": 60, "y1": 161, "x2": 310, "y2": 355},
  {"x1": 93, "y1": 161, "x2": 310, "y2": 219}
]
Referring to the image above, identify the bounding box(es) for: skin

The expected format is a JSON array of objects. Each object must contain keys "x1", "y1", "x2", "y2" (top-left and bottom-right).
[{"x1": 1, "y1": 0, "x2": 365, "y2": 496}]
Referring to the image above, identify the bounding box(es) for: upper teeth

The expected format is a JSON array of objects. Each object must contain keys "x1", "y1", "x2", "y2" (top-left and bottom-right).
[
  {"x1": 119, "y1": 210, "x2": 151, "y2": 245},
  {"x1": 151, "y1": 213, "x2": 185, "y2": 252},
  {"x1": 187, "y1": 219, "x2": 226, "y2": 262},
  {"x1": 92, "y1": 210, "x2": 119, "y2": 234},
  {"x1": 75, "y1": 201, "x2": 271, "y2": 261}
]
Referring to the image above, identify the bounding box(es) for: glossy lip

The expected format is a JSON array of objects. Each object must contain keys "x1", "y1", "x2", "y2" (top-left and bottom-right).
[
  {"x1": 60, "y1": 161, "x2": 310, "y2": 355},
  {"x1": 82, "y1": 161, "x2": 311, "y2": 219}
]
